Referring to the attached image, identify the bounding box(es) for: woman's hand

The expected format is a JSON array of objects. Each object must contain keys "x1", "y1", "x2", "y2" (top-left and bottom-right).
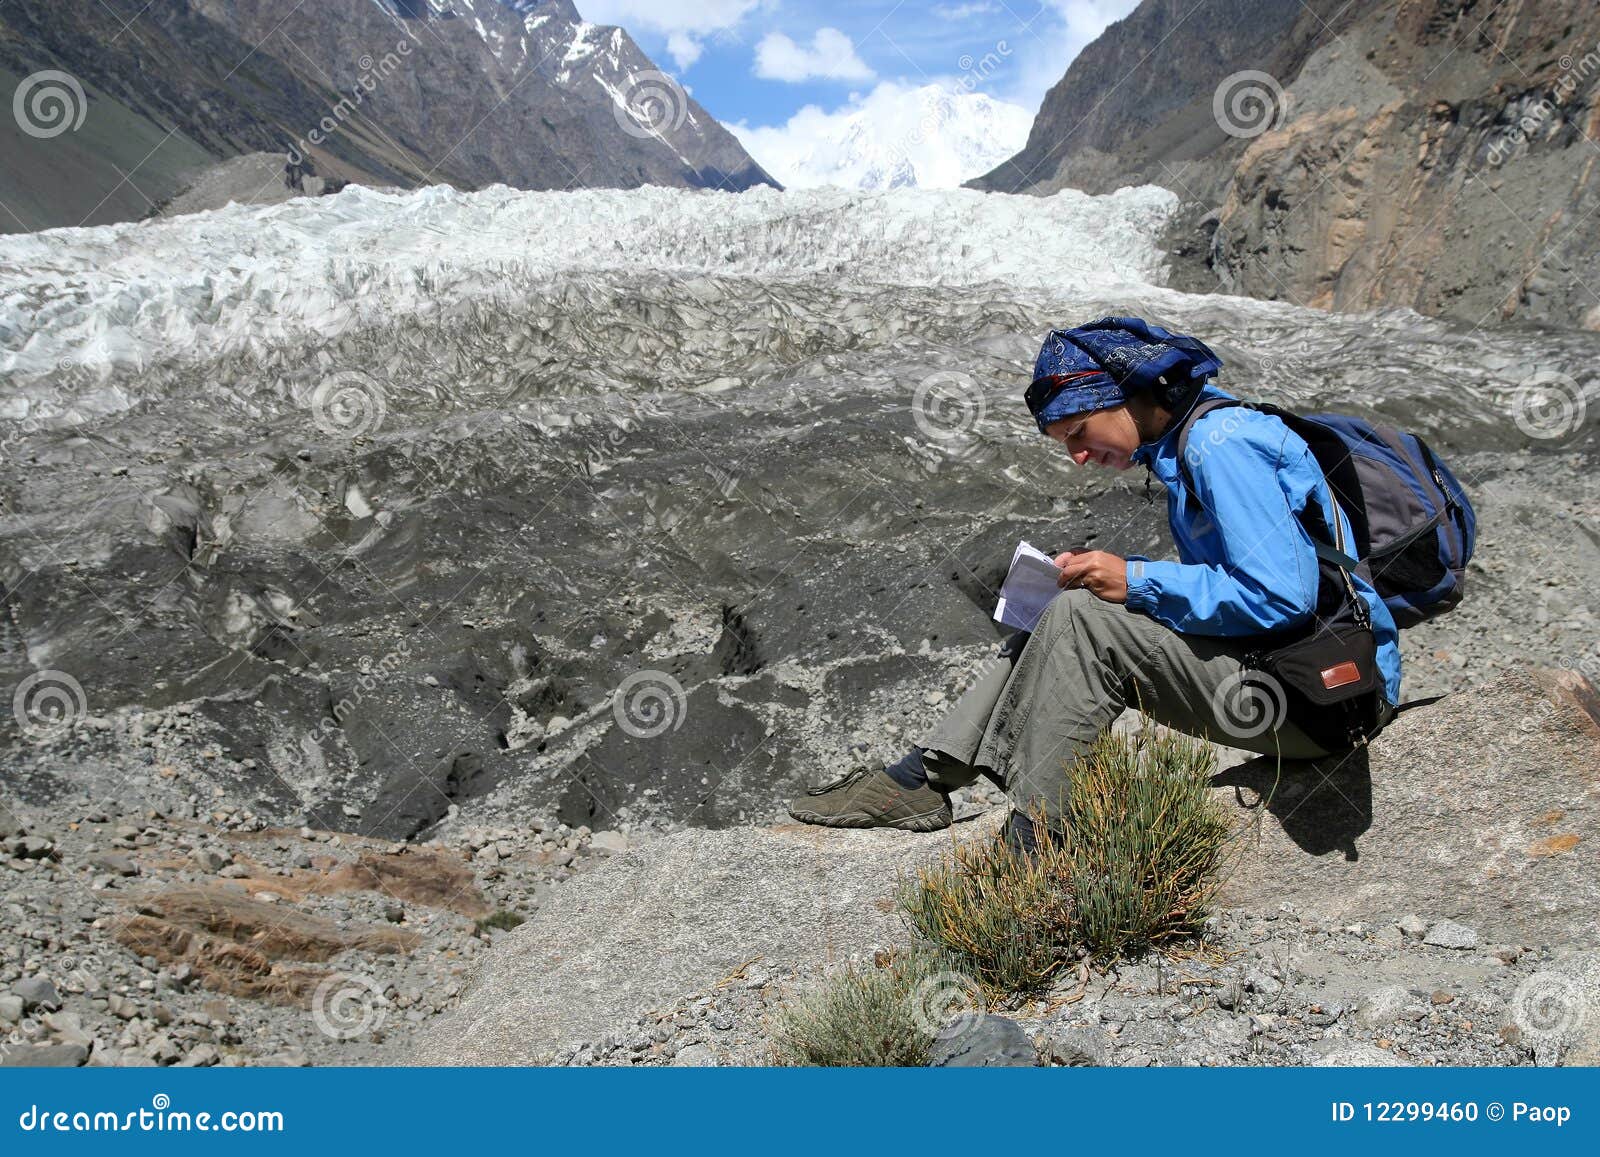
[{"x1": 1054, "y1": 549, "x2": 1129, "y2": 603}]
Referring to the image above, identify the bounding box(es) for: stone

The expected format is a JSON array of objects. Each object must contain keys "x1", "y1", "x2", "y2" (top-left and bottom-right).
[
  {"x1": 12, "y1": 976, "x2": 61, "y2": 1012},
  {"x1": 1423, "y1": 921, "x2": 1479, "y2": 950},
  {"x1": 1215, "y1": 670, "x2": 1600, "y2": 946},
  {"x1": 589, "y1": 830, "x2": 629, "y2": 855},
  {"x1": 409, "y1": 815, "x2": 1001, "y2": 1064},
  {"x1": 0, "y1": 995, "x2": 22, "y2": 1023},
  {"x1": 90, "y1": 852, "x2": 139, "y2": 876},
  {"x1": 1352, "y1": 985, "x2": 1411, "y2": 1029},
  {"x1": 1309, "y1": 1041, "x2": 1413, "y2": 1067},
  {"x1": 192, "y1": 848, "x2": 231, "y2": 872},
  {"x1": 0, "y1": 1043, "x2": 89, "y2": 1068},
  {"x1": 1039, "y1": 1025, "x2": 1111, "y2": 1066},
  {"x1": 929, "y1": 1015, "x2": 1037, "y2": 1067},
  {"x1": 670, "y1": 1042, "x2": 719, "y2": 1067},
  {"x1": 1397, "y1": 915, "x2": 1428, "y2": 940}
]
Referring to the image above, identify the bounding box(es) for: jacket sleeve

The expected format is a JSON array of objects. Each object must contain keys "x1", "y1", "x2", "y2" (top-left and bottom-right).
[{"x1": 1123, "y1": 423, "x2": 1324, "y2": 636}]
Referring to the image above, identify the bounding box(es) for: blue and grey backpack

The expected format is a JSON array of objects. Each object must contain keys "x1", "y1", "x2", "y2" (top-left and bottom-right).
[{"x1": 1178, "y1": 399, "x2": 1477, "y2": 628}]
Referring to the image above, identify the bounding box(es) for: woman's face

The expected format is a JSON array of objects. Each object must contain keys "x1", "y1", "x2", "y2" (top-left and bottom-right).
[{"x1": 1043, "y1": 405, "x2": 1143, "y2": 470}]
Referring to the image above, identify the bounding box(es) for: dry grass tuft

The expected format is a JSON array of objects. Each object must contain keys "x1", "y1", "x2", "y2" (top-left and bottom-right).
[{"x1": 901, "y1": 727, "x2": 1229, "y2": 1001}]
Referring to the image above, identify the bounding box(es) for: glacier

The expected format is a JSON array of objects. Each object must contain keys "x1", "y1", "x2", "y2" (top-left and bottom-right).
[{"x1": 0, "y1": 181, "x2": 1596, "y2": 839}]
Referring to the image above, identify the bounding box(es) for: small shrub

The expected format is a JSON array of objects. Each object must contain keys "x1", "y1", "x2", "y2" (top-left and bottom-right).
[
  {"x1": 475, "y1": 910, "x2": 525, "y2": 933},
  {"x1": 772, "y1": 949, "x2": 968, "y2": 1067},
  {"x1": 899, "y1": 817, "x2": 1074, "y2": 1000},
  {"x1": 901, "y1": 727, "x2": 1229, "y2": 998},
  {"x1": 1060, "y1": 727, "x2": 1230, "y2": 959}
]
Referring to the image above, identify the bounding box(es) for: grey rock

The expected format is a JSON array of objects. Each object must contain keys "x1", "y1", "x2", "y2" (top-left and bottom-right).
[
  {"x1": 90, "y1": 852, "x2": 139, "y2": 876},
  {"x1": 1310, "y1": 1041, "x2": 1413, "y2": 1067},
  {"x1": 1398, "y1": 915, "x2": 1428, "y2": 940},
  {"x1": 409, "y1": 816, "x2": 1001, "y2": 1064},
  {"x1": 192, "y1": 848, "x2": 231, "y2": 872},
  {"x1": 1039, "y1": 1025, "x2": 1112, "y2": 1066},
  {"x1": 1353, "y1": 985, "x2": 1412, "y2": 1030},
  {"x1": 12, "y1": 976, "x2": 61, "y2": 1012},
  {"x1": 0, "y1": 995, "x2": 23, "y2": 1023},
  {"x1": 1216, "y1": 670, "x2": 1600, "y2": 947},
  {"x1": 589, "y1": 830, "x2": 629, "y2": 855},
  {"x1": 929, "y1": 1015, "x2": 1037, "y2": 1068},
  {"x1": 670, "y1": 1042, "x2": 719, "y2": 1067},
  {"x1": 0, "y1": 1043, "x2": 88, "y2": 1067},
  {"x1": 1497, "y1": 949, "x2": 1600, "y2": 1066},
  {"x1": 1424, "y1": 921, "x2": 1479, "y2": 950},
  {"x1": 0, "y1": 803, "x2": 23, "y2": 838}
]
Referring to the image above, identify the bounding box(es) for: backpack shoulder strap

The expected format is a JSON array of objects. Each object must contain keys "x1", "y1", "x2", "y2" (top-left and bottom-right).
[
  {"x1": 1173, "y1": 397, "x2": 1246, "y2": 496},
  {"x1": 1174, "y1": 397, "x2": 1361, "y2": 573}
]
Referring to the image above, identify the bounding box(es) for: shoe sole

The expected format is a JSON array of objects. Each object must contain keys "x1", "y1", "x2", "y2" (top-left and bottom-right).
[{"x1": 786, "y1": 806, "x2": 952, "y2": 833}]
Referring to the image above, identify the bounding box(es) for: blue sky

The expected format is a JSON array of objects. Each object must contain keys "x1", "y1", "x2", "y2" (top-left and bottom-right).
[{"x1": 582, "y1": 0, "x2": 1143, "y2": 129}]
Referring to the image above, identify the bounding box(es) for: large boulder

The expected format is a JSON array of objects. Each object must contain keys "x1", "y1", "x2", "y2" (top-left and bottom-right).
[
  {"x1": 1214, "y1": 667, "x2": 1600, "y2": 944},
  {"x1": 412, "y1": 816, "x2": 1001, "y2": 1065},
  {"x1": 416, "y1": 666, "x2": 1600, "y2": 1063}
]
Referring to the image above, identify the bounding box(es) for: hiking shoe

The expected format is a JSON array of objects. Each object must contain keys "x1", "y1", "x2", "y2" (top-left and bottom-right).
[{"x1": 787, "y1": 765, "x2": 952, "y2": 832}]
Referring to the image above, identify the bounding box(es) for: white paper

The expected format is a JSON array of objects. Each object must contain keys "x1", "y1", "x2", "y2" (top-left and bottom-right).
[{"x1": 993, "y1": 540, "x2": 1062, "y2": 632}]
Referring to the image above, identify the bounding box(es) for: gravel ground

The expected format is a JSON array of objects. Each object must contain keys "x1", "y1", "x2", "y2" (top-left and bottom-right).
[
  {"x1": 0, "y1": 793, "x2": 623, "y2": 1067},
  {"x1": 552, "y1": 904, "x2": 1574, "y2": 1068}
]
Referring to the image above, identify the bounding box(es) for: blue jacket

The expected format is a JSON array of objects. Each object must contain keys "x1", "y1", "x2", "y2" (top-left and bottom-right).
[{"x1": 1124, "y1": 384, "x2": 1403, "y2": 706}]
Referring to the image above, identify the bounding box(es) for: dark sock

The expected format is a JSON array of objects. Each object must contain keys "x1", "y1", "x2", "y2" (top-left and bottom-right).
[
  {"x1": 883, "y1": 746, "x2": 931, "y2": 789},
  {"x1": 1003, "y1": 809, "x2": 1040, "y2": 856}
]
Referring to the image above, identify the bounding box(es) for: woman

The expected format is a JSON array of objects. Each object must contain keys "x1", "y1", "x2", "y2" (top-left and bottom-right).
[{"x1": 789, "y1": 317, "x2": 1402, "y2": 846}]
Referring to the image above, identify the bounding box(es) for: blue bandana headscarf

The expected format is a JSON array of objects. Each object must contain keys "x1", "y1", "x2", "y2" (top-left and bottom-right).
[{"x1": 1026, "y1": 317, "x2": 1224, "y2": 433}]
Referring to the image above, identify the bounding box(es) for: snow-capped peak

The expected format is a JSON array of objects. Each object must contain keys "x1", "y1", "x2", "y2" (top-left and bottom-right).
[{"x1": 736, "y1": 83, "x2": 1033, "y2": 191}]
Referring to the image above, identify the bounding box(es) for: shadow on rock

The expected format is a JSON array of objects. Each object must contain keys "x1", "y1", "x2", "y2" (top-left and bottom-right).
[{"x1": 1212, "y1": 748, "x2": 1372, "y2": 861}]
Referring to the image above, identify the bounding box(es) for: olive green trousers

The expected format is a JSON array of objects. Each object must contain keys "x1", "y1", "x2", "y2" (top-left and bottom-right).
[{"x1": 917, "y1": 589, "x2": 1386, "y2": 820}]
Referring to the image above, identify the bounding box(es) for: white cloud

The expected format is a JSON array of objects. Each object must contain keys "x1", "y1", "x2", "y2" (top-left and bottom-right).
[
  {"x1": 665, "y1": 31, "x2": 703, "y2": 69},
  {"x1": 933, "y1": 2, "x2": 1000, "y2": 18},
  {"x1": 731, "y1": 80, "x2": 1031, "y2": 189},
  {"x1": 582, "y1": 0, "x2": 763, "y2": 71},
  {"x1": 754, "y1": 28, "x2": 875, "y2": 83}
]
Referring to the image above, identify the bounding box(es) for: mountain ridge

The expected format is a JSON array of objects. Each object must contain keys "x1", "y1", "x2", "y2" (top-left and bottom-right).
[
  {"x1": 971, "y1": 0, "x2": 1600, "y2": 330},
  {"x1": 0, "y1": 0, "x2": 774, "y2": 234}
]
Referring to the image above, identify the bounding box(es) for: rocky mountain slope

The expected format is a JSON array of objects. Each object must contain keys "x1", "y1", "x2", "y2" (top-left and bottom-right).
[
  {"x1": 0, "y1": 0, "x2": 773, "y2": 233},
  {"x1": 6, "y1": 666, "x2": 1596, "y2": 1067},
  {"x1": 971, "y1": 0, "x2": 1600, "y2": 330}
]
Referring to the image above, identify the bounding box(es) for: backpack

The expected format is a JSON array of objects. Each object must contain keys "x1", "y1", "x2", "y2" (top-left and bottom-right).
[{"x1": 1177, "y1": 399, "x2": 1477, "y2": 628}]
